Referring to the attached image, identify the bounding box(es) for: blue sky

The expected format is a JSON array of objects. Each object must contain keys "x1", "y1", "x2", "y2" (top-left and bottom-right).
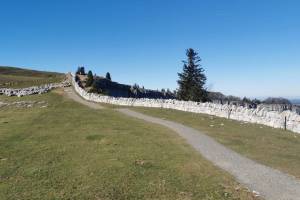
[{"x1": 1, "y1": 0, "x2": 299, "y2": 98}]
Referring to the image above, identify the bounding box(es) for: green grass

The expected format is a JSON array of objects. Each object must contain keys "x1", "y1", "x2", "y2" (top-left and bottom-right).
[
  {"x1": 131, "y1": 107, "x2": 300, "y2": 179},
  {"x1": 0, "y1": 91, "x2": 260, "y2": 200},
  {"x1": 0, "y1": 66, "x2": 65, "y2": 88}
]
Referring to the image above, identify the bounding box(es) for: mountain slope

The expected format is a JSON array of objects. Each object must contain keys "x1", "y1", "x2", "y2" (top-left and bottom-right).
[
  {"x1": 0, "y1": 66, "x2": 65, "y2": 88},
  {"x1": 290, "y1": 99, "x2": 300, "y2": 105}
]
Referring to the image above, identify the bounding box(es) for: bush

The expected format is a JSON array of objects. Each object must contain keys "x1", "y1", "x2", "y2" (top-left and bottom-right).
[{"x1": 86, "y1": 70, "x2": 94, "y2": 87}]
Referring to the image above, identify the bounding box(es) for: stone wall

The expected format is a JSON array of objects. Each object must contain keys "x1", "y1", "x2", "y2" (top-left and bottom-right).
[
  {"x1": 0, "y1": 81, "x2": 71, "y2": 97},
  {"x1": 72, "y1": 74, "x2": 300, "y2": 134}
]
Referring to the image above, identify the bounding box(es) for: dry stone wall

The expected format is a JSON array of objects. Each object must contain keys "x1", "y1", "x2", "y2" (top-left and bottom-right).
[
  {"x1": 0, "y1": 81, "x2": 71, "y2": 97},
  {"x1": 72, "y1": 74, "x2": 300, "y2": 134}
]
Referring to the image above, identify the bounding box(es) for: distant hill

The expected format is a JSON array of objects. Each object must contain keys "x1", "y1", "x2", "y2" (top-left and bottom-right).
[
  {"x1": 263, "y1": 97, "x2": 292, "y2": 105},
  {"x1": 291, "y1": 99, "x2": 300, "y2": 105},
  {"x1": 77, "y1": 73, "x2": 175, "y2": 99},
  {"x1": 0, "y1": 66, "x2": 65, "y2": 88}
]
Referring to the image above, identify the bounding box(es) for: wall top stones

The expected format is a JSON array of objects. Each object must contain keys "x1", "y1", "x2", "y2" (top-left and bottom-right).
[
  {"x1": 71, "y1": 73, "x2": 300, "y2": 134},
  {"x1": 0, "y1": 81, "x2": 71, "y2": 97}
]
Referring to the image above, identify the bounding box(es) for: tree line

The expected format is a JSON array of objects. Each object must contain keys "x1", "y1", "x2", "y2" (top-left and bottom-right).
[
  {"x1": 75, "y1": 49, "x2": 210, "y2": 102},
  {"x1": 75, "y1": 49, "x2": 292, "y2": 105},
  {"x1": 76, "y1": 66, "x2": 111, "y2": 89}
]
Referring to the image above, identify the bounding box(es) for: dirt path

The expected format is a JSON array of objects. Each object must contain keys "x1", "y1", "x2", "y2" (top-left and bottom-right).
[
  {"x1": 118, "y1": 108, "x2": 300, "y2": 200},
  {"x1": 65, "y1": 86, "x2": 300, "y2": 200},
  {"x1": 64, "y1": 87, "x2": 104, "y2": 109}
]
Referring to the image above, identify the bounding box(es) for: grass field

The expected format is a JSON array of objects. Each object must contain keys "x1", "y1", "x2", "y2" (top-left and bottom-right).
[
  {"x1": 0, "y1": 90, "x2": 260, "y2": 200},
  {"x1": 132, "y1": 107, "x2": 300, "y2": 179},
  {"x1": 0, "y1": 66, "x2": 65, "y2": 88}
]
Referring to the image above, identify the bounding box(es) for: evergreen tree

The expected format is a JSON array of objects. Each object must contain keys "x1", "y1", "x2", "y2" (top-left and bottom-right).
[
  {"x1": 76, "y1": 66, "x2": 85, "y2": 75},
  {"x1": 177, "y1": 48, "x2": 208, "y2": 102},
  {"x1": 81, "y1": 66, "x2": 86, "y2": 75},
  {"x1": 91, "y1": 79, "x2": 103, "y2": 94},
  {"x1": 106, "y1": 72, "x2": 111, "y2": 81},
  {"x1": 242, "y1": 97, "x2": 251, "y2": 104},
  {"x1": 75, "y1": 75, "x2": 79, "y2": 82},
  {"x1": 161, "y1": 88, "x2": 166, "y2": 96},
  {"x1": 86, "y1": 70, "x2": 94, "y2": 87},
  {"x1": 76, "y1": 67, "x2": 81, "y2": 75},
  {"x1": 252, "y1": 98, "x2": 261, "y2": 105},
  {"x1": 130, "y1": 83, "x2": 139, "y2": 97}
]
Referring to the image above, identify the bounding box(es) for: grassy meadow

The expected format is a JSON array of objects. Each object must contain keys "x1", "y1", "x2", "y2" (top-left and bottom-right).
[
  {"x1": 132, "y1": 107, "x2": 300, "y2": 179},
  {"x1": 0, "y1": 90, "x2": 260, "y2": 200},
  {"x1": 0, "y1": 66, "x2": 65, "y2": 88}
]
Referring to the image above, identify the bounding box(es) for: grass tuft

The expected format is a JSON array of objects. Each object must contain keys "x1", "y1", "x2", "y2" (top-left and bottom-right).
[{"x1": 86, "y1": 134, "x2": 105, "y2": 141}]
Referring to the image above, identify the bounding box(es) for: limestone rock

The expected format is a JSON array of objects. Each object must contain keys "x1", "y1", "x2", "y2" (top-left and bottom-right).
[
  {"x1": 0, "y1": 81, "x2": 71, "y2": 97},
  {"x1": 71, "y1": 74, "x2": 300, "y2": 134}
]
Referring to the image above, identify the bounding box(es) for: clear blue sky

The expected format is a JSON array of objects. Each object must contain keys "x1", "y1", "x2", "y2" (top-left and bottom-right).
[{"x1": 1, "y1": 0, "x2": 299, "y2": 98}]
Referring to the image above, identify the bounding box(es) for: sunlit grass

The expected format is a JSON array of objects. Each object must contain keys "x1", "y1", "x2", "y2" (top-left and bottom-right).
[
  {"x1": 0, "y1": 92, "x2": 259, "y2": 199},
  {"x1": 132, "y1": 107, "x2": 300, "y2": 179},
  {"x1": 0, "y1": 66, "x2": 64, "y2": 88}
]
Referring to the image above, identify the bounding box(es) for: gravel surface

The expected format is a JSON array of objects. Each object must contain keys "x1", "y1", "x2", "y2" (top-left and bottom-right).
[
  {"x1": 118, "y1": 108, "x2": 300, "y2": 200},
  {"x1": 65, "y1": 85, "x2": 300, "y2": 200},
  {"x1": 64, "y1": 87, "x2": 104, "y2": 109}
]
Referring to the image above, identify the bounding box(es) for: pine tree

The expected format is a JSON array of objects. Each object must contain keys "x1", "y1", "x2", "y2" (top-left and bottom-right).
[
  {"x1": 86, "y1": 70, "x2": 94, "y2": 87},
  {"x1": 177, "y1": 48, "x2": 208, "y2": 102},
  {"x1": 106, "y1": 72, "x2": 111, "y2": 81},
  {"x1": 80, "y1": 66, "x2": 85, "y2": 75},
  {"x1": 76, "y1": 67, "x2": 81, "y2": 75}
]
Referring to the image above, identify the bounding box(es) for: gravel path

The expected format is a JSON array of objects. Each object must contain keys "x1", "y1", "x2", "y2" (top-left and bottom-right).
[
  {"x1": 118, "y1": 108, "x2": 300, "y2": 200},
  {"x1": 64, "y1": 87, "x2": 104, "y2": 109},
  {"x1": 65, "y1": 85, "x2": 300, "y2": 200}
]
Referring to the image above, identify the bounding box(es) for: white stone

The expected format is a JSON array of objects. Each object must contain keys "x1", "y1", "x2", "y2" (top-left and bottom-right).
[
  {"x1": 0, "y1": 81, "x2": 71, "y2": 97},
  {"x1": 70, "y1": 73, "x2": 300, "y2": 134}
]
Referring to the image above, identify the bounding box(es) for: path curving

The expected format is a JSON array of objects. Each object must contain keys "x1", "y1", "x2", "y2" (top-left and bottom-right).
[
  {"x1": 118, "y1": 108, "x2": 300, "y2": 200},
  {"x1": 65, "y1": 86, "x2": 300, "y2": 200},
  {"x1": 64, "y1": 87, "x2": 104, "y2": 109}
]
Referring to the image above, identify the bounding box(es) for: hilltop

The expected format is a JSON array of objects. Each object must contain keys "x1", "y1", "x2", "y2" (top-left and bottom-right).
[
  {"x1": 0, "y1": 66, "x2": 65, "y2": 88},
  {"x1": 291, "y1": 99, "x2": 300, "y2": 105},
  {"x1": 0, "y1": 69, "x2": 259, "y2": 200},
  {"x1": 1, "y1": 66, "x2": 300, "y2": 199}
]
